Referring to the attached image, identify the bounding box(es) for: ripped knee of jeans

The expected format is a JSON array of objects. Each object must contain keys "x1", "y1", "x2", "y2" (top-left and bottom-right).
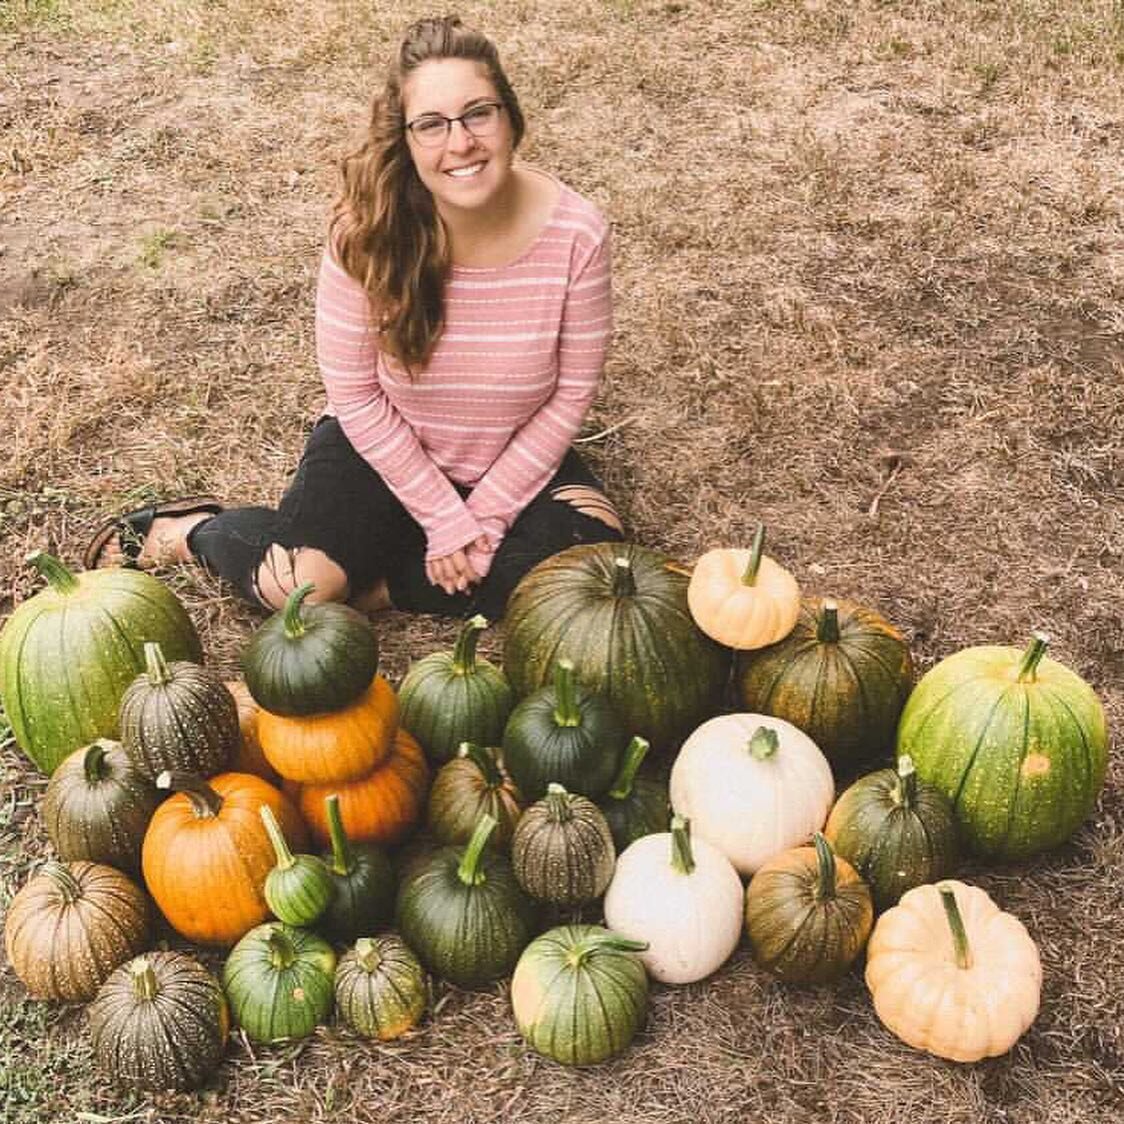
[
  {"x1": 252, "y1": 544, "x2": 349, "y2": 611},
  {"x1": 549, "y1": 484, "x2": 624, "y2": 533}
]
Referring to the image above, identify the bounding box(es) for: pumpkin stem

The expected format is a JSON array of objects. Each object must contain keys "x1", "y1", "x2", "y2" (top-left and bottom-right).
[
  {"x1": 607, "y1": 736, "x2": 650, "y2": 800},
  {"x1": 41, "y1": 861, "x2": 83, "y2": 902},
  {"x1": 281, "y1": 582, "x2": 315, "y2": 638},
  {"x1": 27, "y1": 550, "x2": 80, "y2": 593},
  {"x1": 893, "y1": 755, "x2": 917, "y2": 808},
  {"x1": 567, "y1": 931, "x2": 649, "y2": 967},
  {"x1": 260, "y1": 804, "x2": 296, "y2": 870},
  {"x1": 157, "y1": 770, "x2": 223, "y2": 817},
  {"x1": 938, "y1": 883, "x2": 973, "y2": 970},
  {"x1": 460, "y1": 742, "x2": 503, "y2": 788},
  {"x1": 82, "y1": 739, "x2": 117, "y2": 784},
  {"x1": 748, "y1": 726, "x2": 780, "y2": 760},
  {"x1": 266, "y1": 927, "x2": 297, "y2": 970},
  {"x1": 130, "y1": 958, "x2": 159, "y2": 1001},
  {"x1": 670, "y1": 815, "x2": 696, "y2": 875},
  {"x1": 1016, "y1": 631, "x2": 1050, "y2": 683},
  {"x1": 544, "y1": 783, "x2": 574, "y2": 823},
  {"x1": 552, "y1": 659, "x2": 582, "y2": 728},
  {"x1": 325, "y1": 794, "x2": 354, "y2": 875},
  {"x1": 143, "y1": 641, "x2": 173, "y2": 686},
  {"x1": 355, "y1": 937, "x2": 382, "y2": 973},
  {"x1": 452, "y1": 615, "x2": 488, "y2": 673},
  {"x1": 816, "y1": 599, "x2": 841, "y2": 644},
  {"x1": 612, "y1": 556, "x2": 636, "y2": 597},
  {"x1": 457, "y1": 814, "x2": 497, "y2": 886},
  {"x1": 741, "y1": 524, "x2": 766, "y2": 586},
  {"x1": 812, "y1": 832, "x2": 837, "y2": 902}
]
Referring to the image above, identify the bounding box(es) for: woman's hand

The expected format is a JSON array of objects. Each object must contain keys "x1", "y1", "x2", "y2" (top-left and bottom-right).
[{"x1": 426, "y1": 535, "x2": 493, "y2": 594}]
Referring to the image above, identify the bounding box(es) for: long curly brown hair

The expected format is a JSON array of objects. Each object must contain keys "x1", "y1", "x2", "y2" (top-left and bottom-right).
[{"x1": 329, "y1": 16, "x2": 526, "y2": 373}]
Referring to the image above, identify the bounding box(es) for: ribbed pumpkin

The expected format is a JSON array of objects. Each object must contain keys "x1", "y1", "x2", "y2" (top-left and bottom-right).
[
  {"x1": 257, "y1": 673, "x2": 398, "y2": 785},
  {"x1": 427, "y1": 742, "x2": 523, "y2": 847},
  {"x1": 511, "y1": 924, "x2": 649, "y2": 1065},
  {"x1": 4, "y1": 861, "x2": 150, "y2": 1001},
  {"x1": 502, "y1": 659, "x2": 626, "y2": 801},
  {"x1": 598, "y1": 735, "x2": 669, "y2": 851},
  {"x1": 242, "y1": 581, "x2": 379, "y2": 717},
  {"x1": 225, "y1": 679, "x2": 281, "y2": 785},
  {"x1": 399, "y1": 614, "x2": 514, "y2": 764},
  {"x1": 260, "y1": 804, "x2": 334, "y2": 926},
  {"x1": 88, "y1": 952, "x2": 229, "y2": 1091},
  {"x1": 118, "y1": 642, "x2": 239, "y2": 780},
  {"x1": 335, "y1": 935, "x2": 427, "y2": 1041},
  {"x1": 503, "y1": 543, "x2": 730, "y2": 754},
  {"x1": 512, "y1": 784, "x2": 616, "y2": 905},
  {"x1": 0, "y1": 551, "x2": 202, "y2": 774},
  {"x1": 320, "y1": 793, "x2": 396, "y2": 942},
  {"x1": 142, "y1": 770, "x2": 307, "y2": 946},
  {"x1": 896, "y1": 632, "x2": 1108, "y2": 859},
  {"x1": 222, "y1": 922, "x2": 336, "y2": 1043},
  {"x1": 296, "y1": 727, "x2": 430, "y2": 847},
  {"x1": 734, "y1": 596, "x2": 914, "y2": 775},
  {"x1": 824, "y1": 755, "x2": 959, "y2": 910},
  {"x1": 396, "y1": 814, "x2": 537, "y2": 988},
  {"x1": 745, "y1": 833, "x2": 873, "y2": 985},
  {"x1": 42, "y1": 739, "x2": 160, "y2": 875}
]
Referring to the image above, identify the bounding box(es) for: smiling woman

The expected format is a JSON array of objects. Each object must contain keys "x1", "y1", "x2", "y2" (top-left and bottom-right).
[{"x1": 85, "y1": 16, "x2": 623, "y2": 621}]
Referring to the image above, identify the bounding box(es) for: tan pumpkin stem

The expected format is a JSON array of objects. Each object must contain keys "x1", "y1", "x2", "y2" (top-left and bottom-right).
[
  {"x1": 741, "y1": 524, "x2": 766, "y2": 586},
  {"x1": 817, "y1": 600, "x2": 841, "y2": 644},
  {"x1": 670, "y1": 815, "x2": 696, "y2": 875},
  {"x1": 544, "y1": 783, "x2": 574, "y2": 823},
  {"x1": 130, "y1": 958, "x2": 159, "y2": 1001},
  {"x1": 566, "y1": 931, "x2": 649, "y2": 968},
  {"x1": 260, "y1": 804, "x2": 296, "y2": 870},
  {"x1": 457, "y1": 814, "x2": 497, "y2": 886},
  {"x1": 282, "y1": 582, "x2": 316, "y2": 638},
  {"x1": 143, "y1": 641, "x2": 172, "y2": 686},
  {"x1": 157, "y1": 770, "x2": 224, "y2": 818},
  {"x1": 325, "y1": 794, "x2": 354, "y2": 875},
  {"x1": 938, "y1": 884, "x2": 973, "y2": 969},
  {"x1": 813, "y1": 833, "x2": 837, "y2": 902},
  {"x1": 1016, "y1": 631, "x2": 1050, "y2": 683},
  {"x1": 27, "y1": 550, "x2": 80, "y2": 594},
  {"x1": 82, "y1": 739, "x2": 116, "y2": 784},
  {"x1": 552, "y1": 660, "x2": 582, "y2": 728},
  {"x1": 611, "y1": 556, "x2": 636, "y2": 597},
  {"x1": 608, "y1": 736, "x2": 650, "y2": 800},
  {"x1": 355, "y1": 937, "x2": 383, "y2": 973},
  {"x1": 748, "y1": 727, "x2": 780, "y2": 760},
  {"x1": 41, "y1": 861, "x2": 83, "y2": 903},
  {"x1": 452, "y1": 615, "x2": 489, "y2": 674},
  {"x1": 893, "y1": 755, "x2": 917, "y2": 808}
]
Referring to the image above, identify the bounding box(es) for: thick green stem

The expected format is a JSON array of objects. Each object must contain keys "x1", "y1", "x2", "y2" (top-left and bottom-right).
[
  {"x1": 82, "y1": 740, "x2": 115, "y2": 784},
  {"x1": 130, "y1": 958, "x2": 159, "y2": 1001},
  {"x1": 567, "y1": 931, "x2": 649, "y2": 967},
  {"x1": 267, "y1": 928, "x2": 296, "y2": 971},
  {"x1": 552, "y1": 660, "x2": 581, "y2": 728},
  {"x1": 748, "y1": 726, "x2": 779, "y2": 760},
  {"x1": 813, "y1": 833, "x2": 837, "y2": 902},
  {"x1": 1016, "y1": 632, "x2": 1050, "y2": 683},
  {"x1": 612, "y1": 556, "x2": 636, "y2": 597},
  {"x1": 143, "y1": 641, "x2": 172, "y2": 686},
  {"x1": 545, "y1": 783, "x2": 573, "y2": 823},
  {"x1": 457, "y1": 814, "x2": 497, "y2": 886},
  {"x1": 460, "y1": 742, "x2": 503, "y2": 788},
  {"x1": 27, "y1": 551, "x2": 80, "y2": 593},
  {"x1": 670, "y1": 815, "x2": 695, "y2": 875},
  {"x1": 741, "y1": 524, "x2": 766, "y2": 586},
  {"x1": 355, "y1": 937, "x2": 382, "y2": 973},
  {"x1": 893, "y1": 755, "x2": 917, "y2": 809},
  {"x1": 260, "y1": 804, "x2": 295, "y2": 870},
  {"x1": 325, "y1": 794, "x2": 353, "y2": 875},
  {"x1": 42, "y1": 861, "x2": 83, "y2": 902},
  {"x1": 938, "y1": 884, "x2": 973, "y2": 970},
  {"x1": 157, "y1": 770, "x2": 223, "y2": 818},
  {"x1": 817, "y1": 599, "x2": 841, "y2": 643},
  {"x1": 608, "y1": 736, "x2": 650, "y2": 800},
  {"x1": 282, "y1": 582, "x2": 315, "y2": 638},
  {"x1": 452, "y1": 615, "x2": 488, "y2": 674}
]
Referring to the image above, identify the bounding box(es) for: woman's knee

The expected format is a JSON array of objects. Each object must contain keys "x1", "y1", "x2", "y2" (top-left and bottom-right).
[
  {"x1": 550, "y1": 483, "x2": 624, "y2": 536},
  {"x1": 253, "y1": 544, "x2": 349, "y2": 611}
]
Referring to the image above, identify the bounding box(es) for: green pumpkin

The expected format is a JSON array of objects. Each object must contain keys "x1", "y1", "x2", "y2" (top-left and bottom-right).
[
  {"x1": 896, "y1": 632, "x2": 1108, "y2": 859},
  {"x1": 396, "y1": 814, "x2": 537, "y2": 988},
  {"x1": 334, "y1": 935, "x2": 427, "y2": 1040},
  {"x1": 222, "y1": 922, "x2": 336, "y2": 1043},
  {"x1": 241, "y1": 581, "x2": 379, "y2": 717},
  {"x1": 502, "y1": 659, "x2": 626, "y2": 801},
  {"x1": 734, "y1": 597, "x2": 913, "y2": 776},
  {"x1": 503, "y1": 543, "x2": 730, "y2": 755},
  {"x1": 825, "y1": 755, "x2": 959, "y2": 910},
  {"x1": 88, "y1": 953, "x2": 229, "y2": 1092},
  {"x1": 42, "y1": 739, "x2": 160, "y2": 876},
  {"x1": 320, "y1": 794, "x2": 396, "y2": 943},
  {"x1": 426, "y1": 742, "x2": 524, "y2": 848},
  {"x1": 399, "y1": 614, "x2": 514, "y2": 764},
  {"x1": 0, "y1": 552, "x2": 202, "y2": 774},
  {"x1": 511, "y1": 924, "x2": 649, "y2": 1065},
  {"x1": 260, "y1": 804, "x2": 335, "y2": 926},
  {"x1": 598, "y1": 736, "x2": 669, "y2": 851},
  {"x1": 118, "y1": 643, "x2": 238, "y2": 779}
]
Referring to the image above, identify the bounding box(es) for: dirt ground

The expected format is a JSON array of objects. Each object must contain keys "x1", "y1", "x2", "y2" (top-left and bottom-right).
[{"x1": 1, "y1": 1, "x2": 1123, "y2": 1121}]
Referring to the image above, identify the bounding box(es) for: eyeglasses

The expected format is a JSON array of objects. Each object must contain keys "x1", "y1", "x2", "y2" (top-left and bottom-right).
[{"x1": 405, "y1": 101, "x2": 505, "y2": 148}]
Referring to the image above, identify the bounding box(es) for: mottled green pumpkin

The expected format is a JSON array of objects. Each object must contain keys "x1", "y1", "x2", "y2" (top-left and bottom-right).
[
  {"x1": 399, "y1": 615, "x2": 514, "y2": 764},
  {"x1": 0, "y1": 552, "x2": 202, "y2": 774},
  {"x1": 427, "y1": 742, "x2": 523, "y2": 848},
  {"x1": 598, "y1": 736, "x2": 669, "y2": 851},
  {"x1": 334, "y1": 935, "x2": 427, "y2": 1040},
  {"x1": 896, "y1": 632, "x2": 1109, "y2": 859},
  {"x1": 260, "y1": 804, "x2": 335, "y2": 926},
  {"x1": 825, "y1": 755, "x2": 959, "y2": 910},
  {"x1": 734, "y1": 597, "x2": 913, "y2": 775},
  {"x1": 320, "y1": 793, "x2": 396, "y2": 943},
  {"x1": 88, "y1": 952, "x2": 229, "y2": 1091}
]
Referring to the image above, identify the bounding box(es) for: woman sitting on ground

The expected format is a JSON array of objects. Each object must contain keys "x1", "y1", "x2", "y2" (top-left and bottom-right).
[{"x1": 86, "y1": 15, "x2": 623, "y2": 620}]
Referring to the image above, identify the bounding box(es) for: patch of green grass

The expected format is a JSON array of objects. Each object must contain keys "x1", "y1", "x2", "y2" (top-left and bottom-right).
[
  {"x1": 137, "y1": 228, "x2": 177, "y2": 270},
  {"x1": 0, "y1": 0, "x2": 71, "y2": 32}
]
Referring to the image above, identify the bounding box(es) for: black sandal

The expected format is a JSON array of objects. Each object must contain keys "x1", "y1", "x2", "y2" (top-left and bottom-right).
[{"x1": 83, "y1": 496, "x2": 224, "y2": 570}]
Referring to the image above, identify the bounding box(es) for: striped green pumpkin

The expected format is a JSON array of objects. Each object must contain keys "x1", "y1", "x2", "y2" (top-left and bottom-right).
[{"x1": 334, "y1": 935, "x2": 427, "y2": 1040}]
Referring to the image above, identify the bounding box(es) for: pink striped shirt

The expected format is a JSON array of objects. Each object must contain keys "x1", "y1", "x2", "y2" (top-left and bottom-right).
[{"x1": 315, "y1": 179, "x2": 612, "y2": 571}]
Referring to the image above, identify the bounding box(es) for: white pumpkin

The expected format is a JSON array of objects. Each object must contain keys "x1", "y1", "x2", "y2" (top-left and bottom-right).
[
  {"x1": 603, "y1": 816, "x2": 743, "y2": 984},
  {"x1": 669, "y1": 713, "x2": 834, "y2": 875}
]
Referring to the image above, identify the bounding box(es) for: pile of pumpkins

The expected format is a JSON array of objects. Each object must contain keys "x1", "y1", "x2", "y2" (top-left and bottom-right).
[{"x1": 0, "y1": 528, "x2": 1109, "y2": 1089}]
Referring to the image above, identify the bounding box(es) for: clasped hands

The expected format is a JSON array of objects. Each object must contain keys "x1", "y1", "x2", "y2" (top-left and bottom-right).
[{"x1": 425, "y1": 534, "x2": 494, "y2": 595}]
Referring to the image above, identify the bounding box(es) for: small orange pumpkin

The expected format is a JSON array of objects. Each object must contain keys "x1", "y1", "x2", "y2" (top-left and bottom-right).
[
  {"x1": 256, "y1": 674, "x2": 398, "y2": 785},
  {"x1": 225, "y1": 680, "x2": 281, "y2": 786},
  {"x1": 296, "y1": 728, "x2": 430, "y2": 847}
]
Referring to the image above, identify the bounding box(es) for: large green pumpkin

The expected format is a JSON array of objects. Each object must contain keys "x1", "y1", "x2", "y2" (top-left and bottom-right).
[
  {"x1": 503, "y1": 543, "x2": 730, "y2": 754},
  {"x1": 896, "y1": 633, "x2": 1108, "y2": 860},
  {"x1": 0, "y1": 553, "x2": 202, "y2": 774}
]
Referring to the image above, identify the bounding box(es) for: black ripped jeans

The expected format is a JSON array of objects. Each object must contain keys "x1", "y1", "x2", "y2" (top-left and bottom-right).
[{"x1": 187, "y1": 417, "x2": 624, "y2": 620}]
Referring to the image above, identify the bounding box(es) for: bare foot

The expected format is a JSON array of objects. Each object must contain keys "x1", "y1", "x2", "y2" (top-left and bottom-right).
[
  {"x1": 350, "y1": 578, "x2": 393, "y2": 614},
  {"x1": 99, "y1": 511, "x2": 214, "y2": 569}
]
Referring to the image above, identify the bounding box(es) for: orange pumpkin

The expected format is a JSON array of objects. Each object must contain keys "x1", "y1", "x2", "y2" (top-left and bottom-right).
[
  {"x1": 141, "y1": 771, "x2": 308, "y2": 946},
  {"x1": 297, "y1": 728, "x2": 430, "y2": 847},
  {"x1": 257, "y1": 674, "x2": 398, "y2": 785},
  {"x1": 225, "y1": 680, "x2": 281, "y2": 786}
]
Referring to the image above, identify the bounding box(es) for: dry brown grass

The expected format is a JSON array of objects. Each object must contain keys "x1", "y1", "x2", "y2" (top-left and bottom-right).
[{"x1": 2, "y1": 0, "x2": 1124, "y2": 1120}]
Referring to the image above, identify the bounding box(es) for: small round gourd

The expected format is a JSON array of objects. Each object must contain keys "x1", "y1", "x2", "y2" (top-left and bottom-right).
[
  {"x1": 88, "y1": 952, "x2": 229, "y2": 1091},
  {"x1": 319, "y1": 793, "x2": 396, "y2": 942},
  {"x1": 597, "y1": 735, "x2": 669, "y2": 851},
  {"x1": 335, "y1": 935, "x2": 427, "y2": 1040},
  {"x1": 260, "y1": 804, "x2": 335, "y2": 926},
  {"x1": 427, "y1": 741, "x2": 523, "y2": 848},
  {"x1": 865, "y1": 880, "x2": 1041, "y2": 1061}
]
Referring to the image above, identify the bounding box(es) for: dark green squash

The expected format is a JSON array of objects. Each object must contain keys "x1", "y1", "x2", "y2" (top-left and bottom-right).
[
  {"x1": 396, "y1": 814, "x2": 537, "y2": 988},
  {"x1": 222, "y1": 922, "x2": 336, "y2": 1043},
  {"x1": 426, "y1": 742, "x2": 523, "y2": 847},
  {"x1": 320, "y1": 793, "x2": 396, "y2": 942},
  {"x1": 399, "y1": 614, "x2": 514, "y2": 764},
  {"x1": 241, "y1": 581, "x2": 379, "y2": 717},
  {"x1": 502, "y1": 659, "x2": 626, "y2": 801},
  {"x1": 503, "y1": 543, "x2": 730, "y2": 754},
  {"x1": 118, "y1": 642, "x2": 238, "y2": 779},
  {"x1": 824, "y1": 755, "x2": 959, "y2": 910},
  {"x1": 260, "y1": 804, "x2": 335, "y2": 926},
  {"x1": 598, "y1": 736, "x2": 669, "y2": 851},
  {"x1": 42, "y1": 739, "x2": 160, "y2": 875},
  {"x1": 88, "y1": 952, "x2": 229, "y2": 1091},
  {"x1": 334, "y1": 935, "x2": 427, "y2": 1040},
  {"x1": 734, "y1": 596, "x2": 913, "y2": 776},
  {"x1": 0, "y1": 552, "x2": 202, "y2": 774}
]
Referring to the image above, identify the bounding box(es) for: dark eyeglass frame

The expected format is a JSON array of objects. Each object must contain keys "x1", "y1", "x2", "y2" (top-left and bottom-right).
[{"x1": 405, "y1": 100, "x2": 505, "y2": 147}]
